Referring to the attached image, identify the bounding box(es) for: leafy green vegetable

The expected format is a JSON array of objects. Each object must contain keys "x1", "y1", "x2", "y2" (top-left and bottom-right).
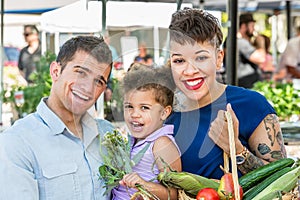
[{"x1": 252, "y1": 81, "x2": 300, "y2": 121}]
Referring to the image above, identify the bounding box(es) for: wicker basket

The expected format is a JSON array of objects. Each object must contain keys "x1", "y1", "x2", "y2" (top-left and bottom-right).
[{"x1": 177, "y1": 189, "x2": 196, "y2": 200}]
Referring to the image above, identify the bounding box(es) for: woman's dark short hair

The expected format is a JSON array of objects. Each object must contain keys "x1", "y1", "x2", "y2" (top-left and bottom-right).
[{"x1": 169, "y1": 7, "x2": 223, "y2": 48}]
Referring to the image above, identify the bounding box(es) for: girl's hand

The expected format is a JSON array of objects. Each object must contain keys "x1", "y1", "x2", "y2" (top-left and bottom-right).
[
  {"x1": 119, "y1": 172, "x2": 145, "y2": 188},
  {"x1": 208, "y1": 103, "x2": 244, "y2": 154}
]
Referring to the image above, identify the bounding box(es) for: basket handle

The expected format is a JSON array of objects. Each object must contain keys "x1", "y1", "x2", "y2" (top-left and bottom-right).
[{"x1": 225, "y1": 111, "x2": 241, "y2": 200}]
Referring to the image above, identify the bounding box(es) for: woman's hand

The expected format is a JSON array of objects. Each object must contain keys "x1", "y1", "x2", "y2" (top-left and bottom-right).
[
  {"x1": 209, "y1": 104, "x2": 286, "y2": 174},
  {"x1": 208, "y1": 103, "x2": 244, "y2": 154}
]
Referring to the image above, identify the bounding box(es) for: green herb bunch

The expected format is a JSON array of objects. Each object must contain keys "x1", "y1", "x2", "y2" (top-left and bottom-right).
[
  {"x1": 99, "y1": 129, "x2": 151, "y2": 197},
  {"x1": 99, "y1": 130, "x2": 131, "y2": 194}
]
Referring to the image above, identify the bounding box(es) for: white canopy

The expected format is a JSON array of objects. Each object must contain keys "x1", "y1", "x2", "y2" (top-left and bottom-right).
[
  {"x1": 4, "y1": 0, "x2": 78, "y2": 13},
  {"x1": 40, "y1": 0, "x2": 193, "y2": 33},
  {"x1": 41, "y1": 0, "x2": 100, "y2": 33}
]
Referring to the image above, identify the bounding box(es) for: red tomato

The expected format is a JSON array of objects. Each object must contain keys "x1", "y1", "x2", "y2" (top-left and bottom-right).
[{"x1": 196, "y1": 188, "x2": 220, "y2": 200}]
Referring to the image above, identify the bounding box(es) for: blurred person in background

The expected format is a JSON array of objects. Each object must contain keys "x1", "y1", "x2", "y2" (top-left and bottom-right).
[
  {"x1": 104, "y1": 32, "x2": 119, "y2": 63},
  {"x1": 274, "y1": 26, "x2": 300, "y2": 82},
  {"x1": 134, "y1": 42, "x2": 154, "y2": 66},
  {"x1": 18, "y1": 25, "x2": 41, "y2": 83},
  {"x1": 253, "y1": 34, "x2": 275, "y2": 81},
  {"x1": 103, "y1": 32, "x2": 119, "y2": 102},
  {"x1": 237, "y1": 13, "x2": 266, "y2": 88}
]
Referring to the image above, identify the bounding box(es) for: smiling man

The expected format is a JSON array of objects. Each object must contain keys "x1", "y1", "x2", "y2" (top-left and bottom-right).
[{"x1": 0, "y1": 36, "x2": 114, "y2": 200}]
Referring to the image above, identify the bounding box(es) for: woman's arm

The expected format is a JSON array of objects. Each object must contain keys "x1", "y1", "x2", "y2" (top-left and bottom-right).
[
  {"x1": 238, "y1": 114, "x2": 287, "y2": 174},
  {"x1": 209, "y1": 104, "x2": 287, "y2": 175}
]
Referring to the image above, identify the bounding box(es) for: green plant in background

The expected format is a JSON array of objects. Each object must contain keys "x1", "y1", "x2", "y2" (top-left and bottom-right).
[
  {"x1": 252, "y1": 81, "x2": 300, "y2": 121},
  {"x1": 104, "y1": 77, "x2": 124, "y2": 122},
  {"x1": 1, "y1": 51, "x2": 56, "y2": 118}
]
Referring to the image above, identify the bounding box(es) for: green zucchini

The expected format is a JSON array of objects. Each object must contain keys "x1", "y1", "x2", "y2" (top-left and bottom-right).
[
  {"x1": 252, "y1": 165, "x2": 300, "y2": 200},
  {"x1": 243, "y1": 167, "x2": 293, "y2": 200},
  {"x1": 238, "y1": 158, "x2": 295, "y2": 192}
]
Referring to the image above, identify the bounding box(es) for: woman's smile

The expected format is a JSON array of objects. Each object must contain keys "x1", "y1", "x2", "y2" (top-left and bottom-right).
[{"x1": 183, "y1": 77, "x2": 205, "y2": 90}]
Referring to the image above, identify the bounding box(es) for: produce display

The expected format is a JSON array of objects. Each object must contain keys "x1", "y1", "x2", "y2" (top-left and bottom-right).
[
  {"x1": 99, "y1": 117, "x2": 299, "y2": 199},
  {"x1": 156, "y1": 158, "x2": 299, "y2": 200},
  {"x1": 252, "y1": 81, "x2": 300, "y2": 121}
]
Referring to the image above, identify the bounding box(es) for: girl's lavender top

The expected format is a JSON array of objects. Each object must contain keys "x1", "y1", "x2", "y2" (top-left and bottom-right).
[{"x1": 112, "y1": 124, "x2": 180, "y2": 200}]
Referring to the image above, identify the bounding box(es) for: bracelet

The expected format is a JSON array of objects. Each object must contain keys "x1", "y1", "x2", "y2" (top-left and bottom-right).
[{"x1": 236, "y1": 146, "x2": 249, "y2": 165}]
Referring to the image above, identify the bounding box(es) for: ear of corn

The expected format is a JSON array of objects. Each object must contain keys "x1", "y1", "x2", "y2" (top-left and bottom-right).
[
  {"x1": 252, "y1": 165, "x2": 300, "y2": 200},
  {"x1": 157, "y1": 171, "x2": 219, "y2": 197}
]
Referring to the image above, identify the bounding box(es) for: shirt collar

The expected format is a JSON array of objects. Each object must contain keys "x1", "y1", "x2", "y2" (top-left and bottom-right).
[
  {"x1": 36, "y1": 98, "x2": 98, "y2": 145},
  {"x1": 81, "y1": 113, "x2": 99, "y2": 147},
  {"x1": 37, "y1": 97, "x2": 65, "y2": 135}
]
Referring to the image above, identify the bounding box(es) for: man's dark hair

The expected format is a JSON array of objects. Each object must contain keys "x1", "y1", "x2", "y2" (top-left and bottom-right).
[
  {"x1": 56, "y1": 35, "x2": 113, "y2": 72},
  {"x1": 169, "y1": 7, "x2": 223, "y2": 48},
  {"x1": 239, "y1": 13, "x2": 256, "y2": 27}
]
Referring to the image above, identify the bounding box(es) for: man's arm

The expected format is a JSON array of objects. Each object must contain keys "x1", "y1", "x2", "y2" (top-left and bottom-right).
[
  {"x1": 287, "y1": 65, "x2": 300, "y2": 78},
  {"x1": 0, "y1": 134, "x2": 39, "y2": 200},
  {"x1": 18, "y1": 50, "x2": 26, "y2": 78},
  {"x1": 249, "y1": 35, "x2": 267, "y2": 65}
]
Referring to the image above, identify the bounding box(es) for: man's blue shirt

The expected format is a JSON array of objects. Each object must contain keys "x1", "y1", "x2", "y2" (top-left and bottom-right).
[{"x1": 0, "y1": 98, "x2": 114, "y2": 200}]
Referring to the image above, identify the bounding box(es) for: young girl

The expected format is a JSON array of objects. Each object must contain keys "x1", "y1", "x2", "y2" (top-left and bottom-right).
[{"x1": 112, "y1": 64, "x2": 182, "y2": 200}]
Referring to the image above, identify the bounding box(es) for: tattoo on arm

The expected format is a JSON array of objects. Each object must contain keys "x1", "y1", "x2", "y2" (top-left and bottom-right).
[
  {"x1": 258, "y1": 143, "x2": 271, "y2": 155},
  {"x1": 263, "y1": 114, "x2": 287, "y2": 159},
  {"x1": 239, "y1": 114, "x2": 287, "y2": 174},
  {"x1": 276, "y1": 130, "x2": 287, "y2": 158},
  {"x1": 263, "y1": 114, "x2": 277, "y2": 146},
  {"x1": 258, "y1": 143, "x2": 284, "y2": 159},
  {"x1": 238, "y1": 151, "x2": 264, "y2": 174}
]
